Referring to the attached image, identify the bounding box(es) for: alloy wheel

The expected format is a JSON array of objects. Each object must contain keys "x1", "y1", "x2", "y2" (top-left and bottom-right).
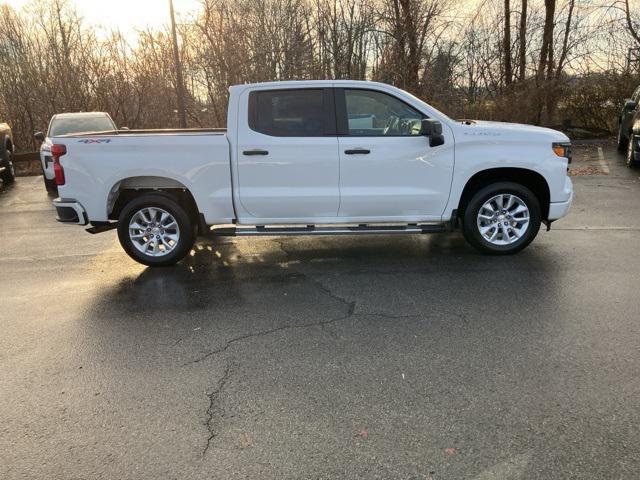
[
  {"x1": 128, "y1": 207, "x2": 181, "y2": 257},
  {"x1": 476, "y1": 193, "x2": 530, "y2": 246}
]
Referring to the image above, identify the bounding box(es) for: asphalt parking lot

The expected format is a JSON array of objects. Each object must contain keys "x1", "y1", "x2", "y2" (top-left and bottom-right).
[{"x1": 1, "y1": 141, "x2": 640, "y2": 480}]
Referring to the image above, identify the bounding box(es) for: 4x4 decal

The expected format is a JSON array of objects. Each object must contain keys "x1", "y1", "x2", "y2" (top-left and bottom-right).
[{"x1": 78, "y1": 139, "x2": 111, "y2": 144}]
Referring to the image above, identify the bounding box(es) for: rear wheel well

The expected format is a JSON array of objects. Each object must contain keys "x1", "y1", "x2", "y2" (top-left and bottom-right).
[
  {"x1": 110, "y1": 187, "x2": 200, "y2": 227},
  {"x1": 458, "y1": 168, "x2": 550, "y2": 220}
]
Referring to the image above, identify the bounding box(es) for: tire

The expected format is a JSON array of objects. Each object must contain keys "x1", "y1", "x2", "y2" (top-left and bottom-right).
[
  {"x1": 462, "y1": 182, "x2": 542, "y2": 255},
  {"x1": 117, "y1": 193, "x2": 196, "y2": 267},
  {"x1": 627, "y1": 134, "x2": 639, "y2": 168},
  {"x1": 0, "y1": 148, "x2": 15, "y2": 184},
  {"x1": 43, "y1": 174, "x2": 57, "y2": 194},
  {"x1": 617, "y1": 123, "x2": 628, "y2": 152}
]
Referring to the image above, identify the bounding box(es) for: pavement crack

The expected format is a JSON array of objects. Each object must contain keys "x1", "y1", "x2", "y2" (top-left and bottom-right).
[
  {"x1": 183, "y1": 271, "x2": 357, "y2": 366},
  {"x1": 303, "y1": 274, "x2": 357, "y2": 315},
  {"x1": 273, "y1": 238, "x2": 292, "y2": 261},
  {"x1": 202, "y1": 363, "x2": 233, "y2": 456},
  {"x1": 182, "y1": 307, "x2": 356, "y2": 367}
]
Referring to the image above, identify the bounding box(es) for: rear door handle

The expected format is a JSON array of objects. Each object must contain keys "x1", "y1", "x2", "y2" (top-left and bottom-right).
[
  {"x1": 243, "y1": 149, "x2": 269, "y2": 156},
  {"x1": 344, "y1": 149, "x2": 370, "y2": 155}
]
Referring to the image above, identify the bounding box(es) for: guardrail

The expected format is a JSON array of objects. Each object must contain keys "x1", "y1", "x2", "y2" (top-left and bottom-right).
[{"x1": 13, "y1": 152, "x2": 41, "y2": 176}]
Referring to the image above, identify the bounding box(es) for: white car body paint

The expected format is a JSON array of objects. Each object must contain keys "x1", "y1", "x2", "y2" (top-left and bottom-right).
[
  {"x1": 41, "y1": 112, "x2": 116, "y2": 181},
  {"x1": 52, "y1": 80, "x2": 573, "y2": 227}
]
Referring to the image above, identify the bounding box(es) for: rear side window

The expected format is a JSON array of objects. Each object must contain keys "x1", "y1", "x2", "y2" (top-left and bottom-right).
[{"x1": 249, "y1": 89, "x2": 330, "y2": 137}]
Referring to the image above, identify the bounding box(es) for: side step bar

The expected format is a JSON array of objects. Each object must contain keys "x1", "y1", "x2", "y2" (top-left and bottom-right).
[{"x1": 211, "y1": 224, "x2": 447, "y2": 237}]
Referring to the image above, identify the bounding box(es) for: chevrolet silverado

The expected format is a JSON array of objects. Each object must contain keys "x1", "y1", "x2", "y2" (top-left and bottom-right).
[{"x1": 49, "y1": 80, "x2": 573, "y2": 266}]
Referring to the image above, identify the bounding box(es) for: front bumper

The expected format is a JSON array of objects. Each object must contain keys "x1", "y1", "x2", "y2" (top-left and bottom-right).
[
  {"x1": 548, "y1": 177, "x2": 574, "y2": 220},
  {"x1": 53, "y1": 198, "x2": 88, "y2": 225}
]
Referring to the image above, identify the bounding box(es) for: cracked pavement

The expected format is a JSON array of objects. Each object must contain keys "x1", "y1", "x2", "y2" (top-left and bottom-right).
[{"x1": 2, "y1": 141, "x2": 640, "y2": 479}]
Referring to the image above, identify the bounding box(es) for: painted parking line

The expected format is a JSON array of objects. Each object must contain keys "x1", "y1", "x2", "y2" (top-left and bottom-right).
[{"x1": 597, "y1": 147, "x2": 610, "y2": 174}]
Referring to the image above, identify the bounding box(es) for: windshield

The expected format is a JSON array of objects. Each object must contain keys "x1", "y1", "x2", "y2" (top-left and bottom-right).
[
  {"x1": 49, "y1": 115, "x2": 115, "y2": 136},
  {"x1": 401, "y1": 90, "x2": 452, "y2": 123}
]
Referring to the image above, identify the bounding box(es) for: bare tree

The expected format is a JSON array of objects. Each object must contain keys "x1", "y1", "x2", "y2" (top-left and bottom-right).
[
  {"x1": 517, "y1": 0, "x2": 527, "y2": 82},
  {"x1": 504, "y1": 0, "x2": 512, "y2": 86}
]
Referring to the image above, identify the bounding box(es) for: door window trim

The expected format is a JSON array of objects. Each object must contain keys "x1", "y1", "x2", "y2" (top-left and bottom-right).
[
  {"x1": 248, "y1": 88, "x2": 337, "y2": 137},
  {"x1": 334, "y1": 87, "x2": 427, "y2": 137}
]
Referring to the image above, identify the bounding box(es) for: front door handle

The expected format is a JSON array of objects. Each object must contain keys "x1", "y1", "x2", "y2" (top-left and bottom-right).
[
  {"x1": 344, "y1": 149, "x2": 370, "y2": 155},
  {"x1": 243, "y1": 149, "x2": 269, "y2": 156}
]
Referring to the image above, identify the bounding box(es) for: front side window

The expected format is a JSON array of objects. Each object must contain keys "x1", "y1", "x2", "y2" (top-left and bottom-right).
[
  {"x1": 249, "y1": 89, "x2": 326, "y2": 137},
  {"x1": 344, "y1": 89, "x2": 424, "y2": 136}
]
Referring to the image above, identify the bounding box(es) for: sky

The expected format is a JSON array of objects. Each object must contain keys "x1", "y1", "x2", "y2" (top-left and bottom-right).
[{"x1": 1, "y1": 0, "x2": 202, "y2": 39}]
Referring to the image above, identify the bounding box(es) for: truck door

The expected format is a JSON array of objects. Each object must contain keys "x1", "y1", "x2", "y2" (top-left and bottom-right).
[
  {"x1": 236, "y1": 88, "x2": 340, "y2": 220},
  {"x1": 335, "y1": 88, "x2": 455, "y2": 220}
]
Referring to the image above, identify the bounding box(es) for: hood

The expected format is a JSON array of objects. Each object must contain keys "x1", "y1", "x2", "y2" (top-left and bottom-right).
[{"x1": 455, "y1": 120, "x2": 570, "y2": 143}]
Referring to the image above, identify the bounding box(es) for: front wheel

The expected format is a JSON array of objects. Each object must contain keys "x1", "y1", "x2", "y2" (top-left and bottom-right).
[
  {"x1": 462, "y1": 182, "x2": 542, "y2": 255},
  {"x1": 627, "y1": 134, "x2": 639, "y2": 168},
  {"x1": 117, "y1": 194, "x2": 196, "y2": 267},
  {"x1": 617, "y1": 124, "x2": 629, "y2": 152}
]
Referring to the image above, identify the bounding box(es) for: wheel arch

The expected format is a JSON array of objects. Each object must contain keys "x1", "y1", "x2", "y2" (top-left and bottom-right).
[
  {"x1": 457, "y1": 168, "x2": 551, "y2": 220},
  {"x1": 107, "y1": 176, "x2": 200, "y2": 226}
]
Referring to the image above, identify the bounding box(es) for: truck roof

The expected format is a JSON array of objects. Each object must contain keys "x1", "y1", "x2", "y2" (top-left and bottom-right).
[
  {"x1": 230, "y1": 79, "x2": 391, "y2": 91},
  {"x1": 53, "y1": 112, "x2": 111, "y2": 119}
]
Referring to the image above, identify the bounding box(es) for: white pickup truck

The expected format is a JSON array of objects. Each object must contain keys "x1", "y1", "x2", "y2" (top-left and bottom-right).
[{"x1": 51, "y1": 80, "x2": 573, "y2": 266}]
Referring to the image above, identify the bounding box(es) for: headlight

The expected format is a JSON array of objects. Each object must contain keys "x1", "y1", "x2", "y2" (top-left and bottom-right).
[{"x1": 552, "y1": 142, "x2": 572, "y2": 163}]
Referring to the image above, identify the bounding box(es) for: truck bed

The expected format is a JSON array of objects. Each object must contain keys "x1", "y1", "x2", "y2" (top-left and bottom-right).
[
  {"x1": 52, "y1": 129, "x2": 235, "y2": 225},
  {"x1": 62, "y1": 128, "x2": 227, "y2": 137}
]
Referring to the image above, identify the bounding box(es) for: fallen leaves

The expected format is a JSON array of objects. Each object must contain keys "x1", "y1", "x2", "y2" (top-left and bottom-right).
[
  {"x1": 569, "y1": 166, "x2": 608, "y2": 176},
  {"x1": 443, "y1": 447, "x2": 458, "y2": 456},
  {"x1": 239, "y1": 433, "x2": 254, "y2": 448}
]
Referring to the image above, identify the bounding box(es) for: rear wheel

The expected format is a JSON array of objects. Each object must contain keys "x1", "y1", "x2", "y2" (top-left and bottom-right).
[
  {"x1": 0, "y1": 148, "x2": 15, "y2": 184},
  {"x1": 42, "y1": 172, "x2": 57, "y2": 193},
  {"x1": 462, "y1": 182, "x2": 541, "y2": 255},
  {"x1": 117, "y1": 194, "x2": 196, "y2": 267}
]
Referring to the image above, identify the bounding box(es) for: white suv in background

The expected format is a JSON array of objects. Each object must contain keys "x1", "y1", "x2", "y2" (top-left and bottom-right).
[{"x1": 35, "y1": 112, "x2": 117, "y2": 193}]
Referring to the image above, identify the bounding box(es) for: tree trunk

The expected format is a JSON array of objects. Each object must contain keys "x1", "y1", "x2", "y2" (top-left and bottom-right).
[
  {"x1": 399, "y1": 0, "x2": 420, "y2": 93},
  {"x1": 624, "y1": 0, "x2": 640, "y2": 46},
  {"x1": 537, "y1": 0, "x2": 555, "y2": 84},
  {"x1": 535, "y1": 0, "x2": 555, "y2": 123},
  {"x1": 504, "y1": 0, "x2": 512, "y2": 87},
  {"x1": 517, "y1": 0, "x2": 527, "y2": 82}
]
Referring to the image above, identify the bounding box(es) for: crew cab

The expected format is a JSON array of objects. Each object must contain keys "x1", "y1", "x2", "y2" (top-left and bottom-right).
[
  {"x1": 35, "y1": 112, "x2": 117, "y2": 193},
  {"x1": 50, "y1": 80, "x2": 573, "y2": 266}
]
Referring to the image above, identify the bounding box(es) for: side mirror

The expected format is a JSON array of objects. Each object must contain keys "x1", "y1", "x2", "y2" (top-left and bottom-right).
[
  {"x1": 119, "y1": 126, "x2": 130, "y2": 131},
  {"x1": 420, "y1": 119, "x2": 445, "y2": 147},
  {"x1": 34, "y1": 131, "x2": 45, "y2": 142},
  {"x1": 624, "y1": 99, "x2": 637, "y2": 111}
]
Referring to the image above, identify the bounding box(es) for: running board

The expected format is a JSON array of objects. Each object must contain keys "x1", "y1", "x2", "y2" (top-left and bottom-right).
[{"x1": 210, "y1": 224, "x2": 447, "y2": 237}]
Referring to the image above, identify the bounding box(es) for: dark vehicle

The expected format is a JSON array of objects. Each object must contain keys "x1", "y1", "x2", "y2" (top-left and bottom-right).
[
  {"x1": 617, "y1": 85, "x2": 640, "y2": 167},
  {"x1": 0, "y1": 122, "x2": 16, "y2": 184}
]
